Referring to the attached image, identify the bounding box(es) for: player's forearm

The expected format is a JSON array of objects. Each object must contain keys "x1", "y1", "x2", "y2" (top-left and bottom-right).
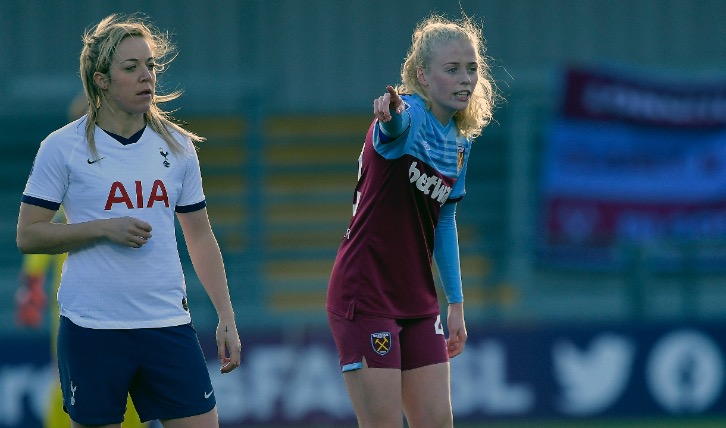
[
  {"x1": 187, "y1": 234, "x2": 236, "y2": 320},
  {"x1": 448, "y1": 302, "x2": 464, "y2": 317},
  {"x1": 17, "y1": 220, "x2": 106, "y2": 255},
  {"x1": 433, "y1": 203, "x2": 463, "y2": 304}
]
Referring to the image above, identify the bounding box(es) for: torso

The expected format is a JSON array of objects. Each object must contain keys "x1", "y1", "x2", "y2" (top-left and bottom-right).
[{"x1": 327, "y1": 94, "x2": 471, "y2": 319}]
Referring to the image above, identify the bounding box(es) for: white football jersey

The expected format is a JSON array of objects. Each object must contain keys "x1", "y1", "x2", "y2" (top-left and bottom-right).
[{"x1": 23, "y1": 116, "x2": 205, "y2": 329}]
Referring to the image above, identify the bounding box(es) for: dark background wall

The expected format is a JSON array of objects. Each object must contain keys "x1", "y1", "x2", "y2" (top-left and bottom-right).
[
  {"x1": 1, "y1": 0, "x2": 725, "y2": 329},
  {"x1": 1, "y1": 0, "x2": 724, "y2": 116}
]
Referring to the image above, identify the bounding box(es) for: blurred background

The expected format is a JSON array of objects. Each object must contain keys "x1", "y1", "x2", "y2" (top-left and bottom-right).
[{"x1": 2, "y1": 0, "x2": 726, "y2": 427}]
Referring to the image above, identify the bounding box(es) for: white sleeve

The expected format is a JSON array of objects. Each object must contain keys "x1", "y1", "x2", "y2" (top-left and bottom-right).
[
  {"x1": 176, "y1": 140, "x2": 205, "y2": 208},
  {"x1": 23, "y1": 137, "x2": 68, "y2": 204}
]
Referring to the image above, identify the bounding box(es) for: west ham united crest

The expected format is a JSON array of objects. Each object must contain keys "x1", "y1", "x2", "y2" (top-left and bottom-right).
[
  {"x1": 457, "y1": 145, "x2": 465, "y2": 173},
  {"x1": 371, "y1": 332, "x2": 392, "y2": 356}
]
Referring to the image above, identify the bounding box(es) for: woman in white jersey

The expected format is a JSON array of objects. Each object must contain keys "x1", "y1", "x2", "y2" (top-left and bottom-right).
[
  {"x1": 16, "y1": 14, "x2": 241, "y2": 428},
  {"x1": 327, "y1": 14, "x2": 498, "y2": 428}
]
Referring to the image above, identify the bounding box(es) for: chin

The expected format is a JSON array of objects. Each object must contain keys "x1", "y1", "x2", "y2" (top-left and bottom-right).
[{"x1": 134, "y1": 105, "x2": 152, "y2": 115}]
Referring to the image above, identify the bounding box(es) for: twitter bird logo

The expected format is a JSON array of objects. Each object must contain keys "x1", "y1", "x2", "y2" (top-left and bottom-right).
[{"x1": 553, "y1": 333, "x2": 635, "y2": 415}]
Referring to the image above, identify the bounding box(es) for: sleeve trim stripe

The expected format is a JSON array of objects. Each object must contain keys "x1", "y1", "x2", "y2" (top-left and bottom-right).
[
  {"x1": 21, "y1": 195, "x2": 61, "y2": 211},
  {"x1": 175, "y1": 200, "x2": 206, "y2": 213}
]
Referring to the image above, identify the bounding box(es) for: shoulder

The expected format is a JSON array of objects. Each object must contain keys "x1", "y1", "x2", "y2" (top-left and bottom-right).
[
  {"x1": 166, "y1": 126, "x2": 197, "y2": 154},
  {"x1": 402, "y1": 94, "x2": 425, "y2": 111},
  {"x1": 44, "y1": 117, "x2": 86, "y2": 145},
  {"x1": 38, "y1": 117, "x2": 87, "y2": 156},
  {"x1": 459, "y1": 133, "x2": 473, "y2": 147},
  {"x1": 147, "y1": 125, "x2": 197, "y2": 159},
  {"x1": 401, "y1": 94, "x2": 436, "y2": 131}
]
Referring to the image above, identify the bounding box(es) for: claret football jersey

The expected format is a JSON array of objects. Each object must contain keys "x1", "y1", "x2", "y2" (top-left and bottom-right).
[
  {"x1": 327, "y1": 94, "x2": 471, "y2": 319},
  {"x1": 22, "y1": 116, "x2": 205, "y2": 329}
]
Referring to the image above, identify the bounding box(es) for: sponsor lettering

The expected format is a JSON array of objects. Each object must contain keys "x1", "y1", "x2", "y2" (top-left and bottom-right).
[
  {"x1": 104, "y1": 179, "x2": 169, "y2": 210},
  {"x1": 408, "y1": 161, "x2": 451, "y2": 205}
]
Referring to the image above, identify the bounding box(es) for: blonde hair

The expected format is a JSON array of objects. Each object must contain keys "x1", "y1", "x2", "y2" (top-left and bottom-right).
[
  {"x1": 398, "y1": 14, "x2": 498, "y2": 140},
  {"x1": 79, "y1": 14, "x2": 203, "y2": 158}
]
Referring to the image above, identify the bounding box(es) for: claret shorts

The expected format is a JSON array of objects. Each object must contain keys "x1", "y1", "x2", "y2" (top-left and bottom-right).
[{"x1": 328, "y1": 310, "x2": 448, "y2": 372}]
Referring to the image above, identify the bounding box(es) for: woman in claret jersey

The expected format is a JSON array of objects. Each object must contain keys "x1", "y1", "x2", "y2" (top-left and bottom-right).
[{"x1": 327, "y1": 13, "x2": 499, "y2": 428}]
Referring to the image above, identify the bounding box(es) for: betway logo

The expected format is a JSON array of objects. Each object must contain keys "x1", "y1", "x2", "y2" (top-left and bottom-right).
[{"x1": 409, "y1": 161, "x2": 451, "y2": 205}]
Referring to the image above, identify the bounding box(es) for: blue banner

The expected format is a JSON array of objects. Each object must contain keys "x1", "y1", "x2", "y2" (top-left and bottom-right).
[{"x1": 2, "y1": 322, "x2": 725, "y2": 426}]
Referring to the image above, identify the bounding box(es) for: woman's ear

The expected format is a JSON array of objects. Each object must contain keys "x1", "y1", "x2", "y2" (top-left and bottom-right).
[
  {"x1": 93, "y1": 72, "x2": 108, "y2": 90},
  {"x1": 417, "y1": 67, "x2": 428, "y2": 87}
]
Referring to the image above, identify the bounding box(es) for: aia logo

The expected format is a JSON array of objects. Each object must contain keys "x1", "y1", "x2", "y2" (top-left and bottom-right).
[{"x1": 105, "y1": 179, "x2": 169, "y2": 210}]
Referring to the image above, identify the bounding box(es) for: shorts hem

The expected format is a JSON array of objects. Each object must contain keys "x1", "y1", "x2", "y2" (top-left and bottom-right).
[
  {"x1": 142, "y1": 401, "x2": 215, "y2": 423},
  {"x1": 341, "y1": 362, "x2": 363, "y2": 372},
  {"x1": 69, "y1": 417, "x2": 124, "y2": 426},
  {"x1": 401, "y1": 359, "x2": 449, "y2": 372}
]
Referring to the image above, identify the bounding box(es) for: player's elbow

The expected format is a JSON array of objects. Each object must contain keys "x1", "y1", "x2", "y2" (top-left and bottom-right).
[
  {"x1": 16, "y1": 230, "x2": 44, "y2": 254},
  {"x1": 16, "y1": 234, "x2": 35, "y2": 254}
]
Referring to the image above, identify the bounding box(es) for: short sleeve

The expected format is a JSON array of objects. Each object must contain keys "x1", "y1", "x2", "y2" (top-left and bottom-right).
[
  {"x1": 448, "y1": 142, "x2": 471, "y2": 202},
  {"x1": 175, "y1": 139, "x2": 206, "y2": 209},
  {"x1": 23, "y1": 137, "x2": 68, "y2": 205}
]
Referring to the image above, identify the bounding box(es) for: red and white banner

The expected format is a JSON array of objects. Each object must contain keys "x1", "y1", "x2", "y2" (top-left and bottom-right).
[{"x1": 539, "y1": 67, "x2": 726, "y2": 268}]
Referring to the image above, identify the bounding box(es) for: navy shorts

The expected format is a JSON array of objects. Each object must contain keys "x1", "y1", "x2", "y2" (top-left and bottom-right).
[
  {"x1": 327, "y1": 311, "x2": 448, "y2": 372},
  {"x1": 57, "y1": 316, "x2": 215, "y2": 425}
]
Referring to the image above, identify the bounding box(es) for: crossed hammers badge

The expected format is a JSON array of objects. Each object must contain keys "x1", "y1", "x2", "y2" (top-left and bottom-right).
[{"x1": 371, "y1": 332, "x2": 392, "y2": 356}]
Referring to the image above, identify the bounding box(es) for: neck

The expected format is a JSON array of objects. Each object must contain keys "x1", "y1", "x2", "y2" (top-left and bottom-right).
[{"x1": 95, "y1": 109, "x2": 146, "y2": 138}]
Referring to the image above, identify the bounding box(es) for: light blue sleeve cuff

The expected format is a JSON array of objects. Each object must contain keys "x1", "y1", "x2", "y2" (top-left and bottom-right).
[
  {"x1": 433, "y1": 202, "x2": 463, "y2": 304},
  {"x1": 379, "y1": 103, "x2": 411, "y2": 140}
]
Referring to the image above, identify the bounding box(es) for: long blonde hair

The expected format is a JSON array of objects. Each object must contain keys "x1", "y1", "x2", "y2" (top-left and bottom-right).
[
  {"x1": 398, "y1": 14, "x2": 498, "y2": 140},
  {"x1": 79, "y1": 14, "x2": 203, "y2": 158}
]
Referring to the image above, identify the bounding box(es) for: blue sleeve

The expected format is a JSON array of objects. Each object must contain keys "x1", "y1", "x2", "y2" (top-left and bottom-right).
[
  {"x1": 433, "y1": 202, "x2": 463, "y2": 303},
  {"x1": 378, "y1": 102, "x2": 411, "y2": 143}
]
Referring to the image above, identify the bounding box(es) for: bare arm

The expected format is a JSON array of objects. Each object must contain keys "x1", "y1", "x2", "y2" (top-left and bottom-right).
[
  {"x1": 446, "y1": 302, "x2": 467, "y2": 358},
  {"x1": 177, "y1": 207, "x2": 241, "y2": 374},
  {"x1": 16, "y1": 202, "x2": 152, "y2": 254}
]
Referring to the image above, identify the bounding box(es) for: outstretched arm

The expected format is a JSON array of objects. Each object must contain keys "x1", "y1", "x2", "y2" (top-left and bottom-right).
[
  {"x1": 177, "y1": 208, "x2": 242, "y2": 374},
  {"x1": 373, "y1": 85, "x2": 410, "y2": 139}
]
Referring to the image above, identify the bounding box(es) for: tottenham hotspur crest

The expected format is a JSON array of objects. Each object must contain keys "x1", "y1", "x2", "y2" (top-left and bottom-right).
[
  {"x1": 159, "y1": 148, "x2": 170, "y2": 167},
  {"x1": 371, "y1": 332, "x2": 391, "y2": 356}
]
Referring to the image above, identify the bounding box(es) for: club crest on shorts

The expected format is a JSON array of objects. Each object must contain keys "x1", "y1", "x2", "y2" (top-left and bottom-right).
[{"x1": 371, "y1": 332, "x2": 391, "y2": 356}]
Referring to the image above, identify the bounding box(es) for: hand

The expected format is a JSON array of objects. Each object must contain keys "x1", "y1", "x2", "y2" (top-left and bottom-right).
[
  {"x1": 100, "y1": 217, "x2": 152, "y2": 248},
  {"x1": 373, "y1": 85, "x2": 405, "y2": 123},
  {"x1": 446, "y1": 302, "x2": 468, "y2": 358},
  {"x1": 216, "y1": 320, "x2": 242, "y2": 373}
]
